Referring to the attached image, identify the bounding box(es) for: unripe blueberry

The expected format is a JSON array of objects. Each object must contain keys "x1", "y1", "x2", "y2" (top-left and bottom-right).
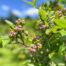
[
  {"x1": 18, "y1": 25, "x2": 22, "y2": 28},
  {"x1": 16, "y1": 19, "x2": 25, "y2": 24},
  {"x1": 14, "y1": 25, "x2": 23, "y2": 31},
  {"x1": 28, "y1": 48, "x2": 32, "y2": 52},
  {"x1": 32, "y1": 49, "x2": 36, "y2": 52},
  {"x1": 8, "y1": 31, "x2": 16, "y2": 37},
  {"x1": 39, "y1": 24, "x2": 48, "y2": 29}
]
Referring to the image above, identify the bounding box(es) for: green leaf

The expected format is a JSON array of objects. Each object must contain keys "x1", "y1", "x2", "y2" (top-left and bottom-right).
[
  {"x1": 51, "y1": 26, "x2": 58, "y2": 33},
  {"x1": 49, "y1": 52, "x2": 65, "y2": 65},
  {"x1": 45, "y1": 29, "x2": 52, "y2": 35},
  {"x1": 48, "y1": 11, "x2": 54, "y2": 17},
  {"x1": 59, "y1": 30, "x2": 66, "y2": 40},
  {"x1": 60, "y1": 16, "x2": 66, "y2": 20},
  {"x1": 41, "y1": 2, "x2": 45, "y2": 7},
  {"x1": 39, "y1": 8, "x2": 47, "y2": 21},
  {"x1": 59, "y1": 4, "x2": 64, "y2": 8},
  {"x1": 59, "y1": 30, "x2": 66, "y2": 36},
  {"x1": 0, "y1": 36, "x2": 9, "y2": 40},
  {"x1": 54, "y1": 19, "x2": 66, "y2": 28},
  {"x1": 49, "y1": 52, "x2": 55, "y2": 59},
  {"x1": 3, "y1": 39, "x2": 10, "y2": 46},
  {"x1": 46, "y1": 26, "x2": 58, "y2": 35},
  {"x1": 0, "y1": 38, "x2": 3, "y2": 48},
  {"x1": 33, "y1": 0, "x2": 36, "y2": 6},
  {"x1": 24, "y1": 0, "x2": 33, "y2": 5},
  {"x1": 5, "y1": 20, "x2": 15, "y2": 29},
  {"x1": 24, "y1": 0, "x2": 37, "y2": 7},
  {"x1": 49, "y1": 61, "x2": 56, "y2": 66},
  {"x1": 58, "y1": 43, "x2": 64, "y2": 55}
]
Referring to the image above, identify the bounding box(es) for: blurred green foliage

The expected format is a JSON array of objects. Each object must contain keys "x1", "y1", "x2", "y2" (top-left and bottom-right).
[{"x1": 0, "y1": 25, "x2": 9, "y2": 36}]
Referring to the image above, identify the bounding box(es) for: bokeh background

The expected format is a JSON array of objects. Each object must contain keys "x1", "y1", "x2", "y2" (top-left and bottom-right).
[{"x1": 0, "y1": 0, "x2": 47, "y2": 36}]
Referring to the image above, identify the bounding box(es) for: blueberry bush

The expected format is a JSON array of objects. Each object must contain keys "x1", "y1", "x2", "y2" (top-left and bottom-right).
[{"x1": 0, "y1": 0, "x2": 66, "y2": 66}]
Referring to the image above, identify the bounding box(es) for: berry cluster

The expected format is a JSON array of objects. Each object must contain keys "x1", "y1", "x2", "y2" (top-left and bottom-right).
[
  {"x1": 55, "y1": 10, "x2": 62, "y2": 17},
  {"x1": 8, "y1": 18, "x2": 25, "y2": 38},
  {"x1": 16, "y1": 19, "x2": 25, "y2": 24},
  {"x1": 62, "y1": 8, "x2": 66, "y2": 13},
  {"x1": 38, "y1": 43, "x2": 42, "y2": 49},
  {"x1": 39, "y1": 23, "x2": 48, "y2": 30},
  {"x1": 32, "y1": 35, "x2": 40, "y2": 41},
  {"x1": 8, "y1": 31, "x2": 16, "y2": 37},
  {"x1": 14, "y1": 25, "x2": 23, "y2": 31},
  {"x1": 28, "y1": 44, "x2": 37, "y2": 52},
  {"x1": 28, "y1": 43, "x2": 42, "y2": 52}
]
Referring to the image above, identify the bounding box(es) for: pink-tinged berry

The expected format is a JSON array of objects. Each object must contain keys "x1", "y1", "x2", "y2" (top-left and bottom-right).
[
  {"x1": 16, "y1": 20, "x2": 18, "y2": 23},
  {"x1": 56, "y1": 11, "x2": 61, "y2": 14},
  {"x1": 18, "y1": 18, "x2": 20, "y2": 21},
  {"x1": 28, "y1": 44, "x2": 37, "y2": 52},
  {"x1": 35, "y1": 35, "x2": 39, "y2": 39},
  {"x1": 42, "y1": 25, "x2": 46, "y2": 28},
  {"x1": 22, "y1": 20, "x2": 25, "y2": 22},
  {"x1": 28, "y1": 48, "x2": 36, "y2": 52},
  {"x1": 39, "y1": 23, "x2": 49, "y2": 29},
  {"x1": 16, "y1": 19, "x2": 25, "y2": 24},
  {"x1": 18, "y1": 25, "x2": 22, "y2": 28},
  {"x1": 31, "y1": 44, "x2": 34, "y2": 48},
  {"x1": 32, "y1": 49, "x2": 36, "y2": 52},
  {"x1": 33, "y1": 45, "x2": 37, "y2": 49},
  {"x1": 14, "y1": 26, "x2": 19, "y2": 31},
  {"x1": 18, "y1": 28, "x2": 23, "y2": 31},
  {"x1": 8, "y1": 34, "x2": 12, "y2": 37},
  {"x1": 30, "y1": 44, "x2": 37, "y2": 49},
  {"x1": 46, "y1": 24, "x2": 49, "y2": 27},
  {"x1": 20, "y1": 20, "x2": 22, "y2": 22},
  {"x1": 20, "y1": 20, "x2": 25, "y2": 24},
  {"x1": 32, "y1": 35, "x2": 39, "y2": 41},
  {"x1": 62, "y1": 8, "x2": 66, "y2": 10},
  {"x1": 55, "y1": 10, "x2": 62, "y2": 17},
  {"x1": 59, "y1": 14, "x2": 62, "y2": 17},
  {"x1": 38, "y1": 44, "x2": 42, "y2": 49},
  {"x1": 58, "y1": 11, "x2": 61, "y2": 14},
  {"x1": 14, "y1": 25, "x2": 23, "y2": 31},
  {"x1": 28, "y1": 48, "x2": 32, "y2": 52},
  {"x1": 62, "y1": 8, "x2": 66, "y2": 13},
  {"x1": 8, "y1": 31, "x2": 16, "y2": 37}
]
